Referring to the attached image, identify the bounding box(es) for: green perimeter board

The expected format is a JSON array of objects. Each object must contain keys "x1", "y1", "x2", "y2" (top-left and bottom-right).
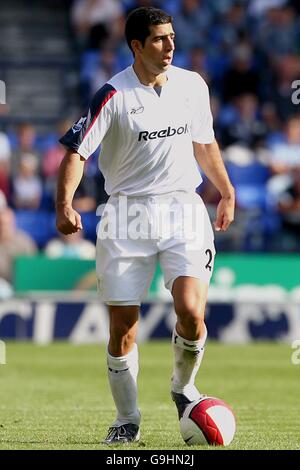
[{"x1": 14, "y1": 254, "x2": 300, "y2": 292}]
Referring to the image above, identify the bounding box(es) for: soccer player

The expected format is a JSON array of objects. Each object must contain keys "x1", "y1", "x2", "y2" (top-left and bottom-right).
[{"x1": 56, "y1": 7, "x2": 235, "y2": 444}]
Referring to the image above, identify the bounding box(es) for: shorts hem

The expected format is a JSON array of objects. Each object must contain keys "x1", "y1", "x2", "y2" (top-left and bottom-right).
[
  {"x1": 165, "y1": 271, "x2": 212, "y2": 292},
  {"x1": 105, "y1": 300, "x2": 141, "y2": 306}
]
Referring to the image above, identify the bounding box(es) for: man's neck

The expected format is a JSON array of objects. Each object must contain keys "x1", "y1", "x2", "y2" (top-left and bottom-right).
[{"x1": 133, "y1": 62, "x2": 167, "y2": 88}]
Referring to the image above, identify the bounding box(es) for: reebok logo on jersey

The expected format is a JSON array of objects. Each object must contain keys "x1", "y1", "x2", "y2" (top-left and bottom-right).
[
  {"x1": 138, "y1": 124, "x2": 188, "y2": 141},
  {"x1": 129, "y1": 106, "x2": 144, "y2": 114}
]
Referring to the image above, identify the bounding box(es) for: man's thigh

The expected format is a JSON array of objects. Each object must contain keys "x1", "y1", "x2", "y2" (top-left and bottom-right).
[
  {"x1": 96, "y1": 237, "x2": 157, "y2": 304},
  {"x1": 159, "y1": 196, "x2": 215, "y2": 293},
  {"x1": 96, "y1": 195, "x2": 160, "y2": 304}
]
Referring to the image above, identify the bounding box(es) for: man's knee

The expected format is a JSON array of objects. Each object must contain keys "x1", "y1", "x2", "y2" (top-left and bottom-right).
[
  {"x1": 174, "y1": 298, "x2": 206, "y2": 340},
  {"x1": 110, "y1": 321, "x2": 136, "y2": 342},
  {"x1": 177, "y1": 311, "x2": 205, "y2": 331},
  {"x1": 174, "y1": 294, "x2": 204, "y2": 321}
]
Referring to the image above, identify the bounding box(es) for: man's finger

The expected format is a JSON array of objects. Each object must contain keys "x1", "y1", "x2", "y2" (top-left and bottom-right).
[
  {"x1": 74, "y1": 212, "x2": 83, "y2": 230},
  {"x1": 221, "y1": 216, "x2": 234, "y2": 231},
  {"x1": 213, "y1": 220, "x2": 222, "y2": 232}
]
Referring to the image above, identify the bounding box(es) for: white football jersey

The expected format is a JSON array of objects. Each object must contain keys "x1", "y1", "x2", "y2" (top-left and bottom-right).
[{"x1": 60, "y1": 65, "x2": 215, "y2": 196}]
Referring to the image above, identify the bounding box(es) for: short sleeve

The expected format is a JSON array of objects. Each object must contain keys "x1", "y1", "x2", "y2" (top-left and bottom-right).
[
  {"x1": 191, "y1": 73, "x2": 215, "y2": 144},
  {"x1": 59, "y1": 83, "x2": 117, "y2": 159}
]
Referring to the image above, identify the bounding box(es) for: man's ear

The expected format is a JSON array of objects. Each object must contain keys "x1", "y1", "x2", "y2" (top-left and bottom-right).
[{"x1": 131, "y1": 39, "x2": 143, "y2": 55}]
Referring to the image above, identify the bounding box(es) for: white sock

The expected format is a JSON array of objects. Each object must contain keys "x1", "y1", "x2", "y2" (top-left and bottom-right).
[
  {"x1": 171, "y1": 325, "x2": 207, "y2": 401},
  {"x1": 107, "y1": 344, "x2": 141, "y2": 427}
]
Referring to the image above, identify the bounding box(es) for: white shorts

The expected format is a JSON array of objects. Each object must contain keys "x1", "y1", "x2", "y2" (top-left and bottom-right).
[{"x1": 96, "y1": 191, "x2": 215, "y2": 305}]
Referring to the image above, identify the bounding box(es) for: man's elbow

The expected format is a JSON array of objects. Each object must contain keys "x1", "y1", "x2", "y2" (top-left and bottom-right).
[{"x1": 193, "y1": 141, "x2": 206, "y2": 157}]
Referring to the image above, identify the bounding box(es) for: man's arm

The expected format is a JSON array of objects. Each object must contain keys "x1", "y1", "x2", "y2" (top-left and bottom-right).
[
  {"x1": 193, "y1": 140, "x2": 235, "y2": 231},
  {"x1": 56, "y1": 150, "x2": 85, "y2": 235}
]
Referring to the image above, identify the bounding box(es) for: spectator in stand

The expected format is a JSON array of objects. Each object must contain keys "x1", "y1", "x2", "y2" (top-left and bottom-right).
[
  {"x1": 220, "y1": 93, "x2": 267, "y2": 148},
  {"x1": 173, "y1": 0, "x2": 212, "y2": 51},
  {"x1": 261, "y1": 102, "x2": 283, "y2": 146},
  {"x1": 71, "y1": 0, "x2": 125, "y2": 50},
  {"x1": 0, "y1": 132, "x2": 11, "y2": 201},
  {"x1": 187, "y1": 47, "x2": 211, "y2": 84},
  {"x1": 81, "y1": 44, "x2": 119, "y2": 104},
  {"x1": 268, "y1": 54, "x2": 300, "y2": 121},
  {"x1": 223, "y1": 43, "x2": 260, "y2": 102},
  {"x1": 289, "y1": 0, "x2": 300, "y2": 14},
  {"x1": 45, "y1": 230, "x2": 95, "y2": 259},
  {"x1": 267, "y1": 115, "x2": 300, "y2": 207},
  {"x1": 213, "y1": 1, "x2": 249, "y2": 53},
  {"x1": 255, "y1": 4, "x2": 300, "y2": 56},
  {"x1": 43, "y1": 120, "x2": 73, "y2": 181},
  {"x1": 12, "y1": 153, "x2": 42, "y2": 210},
  {"x1": 248, "y1": 0, "x2": 288, "y2": 19},
  {"x1": 11, "y1": 122, "x2": 41, "y2": 175},
  {"x1": 42, "y1": 119, "x2": 73, "y2": 203},
  {"x1": 276, "y1": 166, "x2": 300, "y2": 250},
  {"x1": 0, "y1": 204, "x2": 37, "y2": 282},
  {"x1": 92, "y1": 45, "x2": 119, "y2": 93},
  {"x1": 268, "y1": 115, "x2": 300, "y2": 174}
]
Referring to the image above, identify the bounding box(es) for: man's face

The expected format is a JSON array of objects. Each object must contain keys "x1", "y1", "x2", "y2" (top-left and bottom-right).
[{"x1": 138, "y1": 23, "x2": 175, "y2": 74}]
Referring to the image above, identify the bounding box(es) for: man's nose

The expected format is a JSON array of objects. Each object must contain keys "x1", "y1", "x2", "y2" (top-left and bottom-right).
[{"x1": 166, "y1": 37, "x2": 175, "y2": 51}]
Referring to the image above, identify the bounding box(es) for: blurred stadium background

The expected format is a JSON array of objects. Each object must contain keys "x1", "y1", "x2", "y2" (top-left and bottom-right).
[
  {"x1": 0, "y1": 0, "x2": 300, "y2": 343},
  {"x1": 0, "y1": 0, "x2": 300, "y2": 450}
]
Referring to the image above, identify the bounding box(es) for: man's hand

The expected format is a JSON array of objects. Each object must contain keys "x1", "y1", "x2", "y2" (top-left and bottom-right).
[
  {"x1": 214, "y1": 194, "x2": 235, "y2": 232},
  {"x1": 56, "y1": 205, "x2": 83, "y2": 235}
]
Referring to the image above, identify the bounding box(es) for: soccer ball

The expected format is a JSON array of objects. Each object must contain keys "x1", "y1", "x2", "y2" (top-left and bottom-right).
[{"x1": 179, "y1": 397, "x2": 236, "y2": 446}]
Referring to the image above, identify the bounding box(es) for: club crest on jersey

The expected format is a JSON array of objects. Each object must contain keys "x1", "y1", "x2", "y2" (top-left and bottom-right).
[
  {"x1": 138, "y1": 123, "x2": 189, "y2": 141},
  {"x1": 72, "y1": 117, "x2": 87, "y2": 133},
  {"x1": 128, "y1": 106, "x2": 144, "y2": 115}
]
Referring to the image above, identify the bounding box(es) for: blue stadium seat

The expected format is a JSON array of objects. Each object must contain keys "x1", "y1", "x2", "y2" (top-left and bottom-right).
[
  {"x1": 15, "y1": 210, "x2": 99, "y2": 248},
  {"x1": 226, "y1": 161, "x2": 271, "y2": 210},
  {"x1": 80, "y1": 211, "x2": 99, "y2": 242},
  {"x1": 225, "y1": 161, "x2": 279, "y2": 250},
  {"x1": 15, "y1": 210, "x2": 57, "y2": 248},
  {"x1": 226, "y1": 160, "x2": 270, "y2": 187},
  {"x1": 235, "y1": 185, "x2": 267, "y2": 210}
]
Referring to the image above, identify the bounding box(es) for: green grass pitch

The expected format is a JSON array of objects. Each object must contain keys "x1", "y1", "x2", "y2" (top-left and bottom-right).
[{"x1": 0, "y1": 341, "x2": 299, "y2": 450}]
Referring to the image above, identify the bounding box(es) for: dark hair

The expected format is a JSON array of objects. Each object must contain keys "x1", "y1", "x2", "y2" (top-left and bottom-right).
[{"x1": 125, "y1": 7, "x2": 173, "y2": 54}]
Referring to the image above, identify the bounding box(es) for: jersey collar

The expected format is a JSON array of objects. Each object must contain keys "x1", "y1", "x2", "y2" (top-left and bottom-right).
[{"x1": 129, "y1": 65, "x2": 170, "y2": 93}]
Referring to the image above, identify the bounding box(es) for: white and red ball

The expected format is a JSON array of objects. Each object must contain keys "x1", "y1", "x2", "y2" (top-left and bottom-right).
[{"x1": 179, "y1": 397, "x2": 236, "y2": 446}]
